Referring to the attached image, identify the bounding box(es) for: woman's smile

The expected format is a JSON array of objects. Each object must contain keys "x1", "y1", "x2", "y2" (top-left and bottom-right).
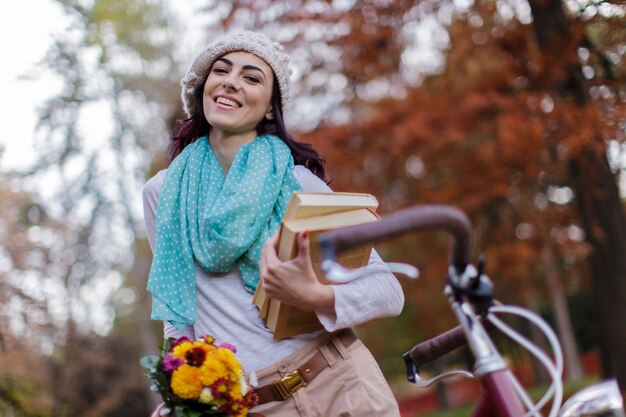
[{"x1": 214, "y1": 95, "x2": 242, "y2": 108}]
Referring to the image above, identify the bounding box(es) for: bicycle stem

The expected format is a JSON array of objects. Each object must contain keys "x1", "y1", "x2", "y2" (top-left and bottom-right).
[
  {"x1": 446, "y1": 286, "x2": 527, "y2": 417},
  {"x1": 446, "y1": 286, "x2": 507, "y2": 378}
]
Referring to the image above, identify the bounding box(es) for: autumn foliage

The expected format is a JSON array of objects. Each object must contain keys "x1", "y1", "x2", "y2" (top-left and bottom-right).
[{"x1": 222, "y1": 0, "x2": 626, "y2": 385}]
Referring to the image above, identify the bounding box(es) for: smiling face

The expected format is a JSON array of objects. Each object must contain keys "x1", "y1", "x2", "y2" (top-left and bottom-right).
[{"x1": 202, "y1": 51, "x2": 274, "y2": 138}]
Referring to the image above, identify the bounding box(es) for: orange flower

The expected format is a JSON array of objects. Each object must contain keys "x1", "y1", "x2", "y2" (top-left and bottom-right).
[{"x1": 170, "y1": 364, "x2": 203, "y2": 400}]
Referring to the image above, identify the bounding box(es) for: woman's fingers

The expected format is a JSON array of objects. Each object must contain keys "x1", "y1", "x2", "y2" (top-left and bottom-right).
[
  {"x1": 260, "y1": 232, "x2": 281, "y2": 289},
  {"x1": 294, "y1": 231, "x2": 310, "y2": 262},
  {"x1": 266, "y1": 230, "x2": 280, "y2": 250},
  {"x1": 260, "y1": 232, "x2": 279, "y2": 277},
  {"x1": 260, "y1": 230, "x2": 327, "y2": 309}
]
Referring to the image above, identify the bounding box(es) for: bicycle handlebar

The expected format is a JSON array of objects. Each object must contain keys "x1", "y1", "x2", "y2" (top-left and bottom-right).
[
  {"x1": 319, "y1": 204, "x2": 475, "y2": 370},
  {"x1": 408, "y1": 325, "x2": 468, "y2": 368},
  {"x1": 318, "y1": 204, "x2": 473, "y2": 273},
  {"x1": 408, "y1": 317, "x2": 495, "y2": 367}
]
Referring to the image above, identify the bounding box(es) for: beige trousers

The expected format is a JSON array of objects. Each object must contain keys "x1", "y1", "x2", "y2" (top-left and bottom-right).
[{"x1": 250, "y1": 331, "x2": 400, "y2": 417}]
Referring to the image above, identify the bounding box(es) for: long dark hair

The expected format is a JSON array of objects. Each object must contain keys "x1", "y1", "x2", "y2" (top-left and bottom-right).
[{"x1": 169, "y1": 76, "x2": 326, "y2": 181}]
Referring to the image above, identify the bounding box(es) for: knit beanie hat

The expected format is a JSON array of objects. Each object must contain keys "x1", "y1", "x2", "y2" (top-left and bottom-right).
[{"x1": 181, "y1": 31, "x2": 292, "y2": 119}]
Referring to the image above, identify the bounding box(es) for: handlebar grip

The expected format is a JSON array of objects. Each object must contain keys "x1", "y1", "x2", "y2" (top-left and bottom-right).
[
  {"x1": 408, "y1": 318, "x2": 495, "y2": 368},
  {"x1": 319, "y1": 205, "x2": 472, "y2": 271},
  {"x1": 408, "y1": 325, "x2": 467, "y2": 368}
]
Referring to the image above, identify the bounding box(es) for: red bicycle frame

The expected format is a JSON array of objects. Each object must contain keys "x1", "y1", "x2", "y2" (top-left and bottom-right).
[{"x1": 474, "y1": 370, "x2": 526, "y2": 417}]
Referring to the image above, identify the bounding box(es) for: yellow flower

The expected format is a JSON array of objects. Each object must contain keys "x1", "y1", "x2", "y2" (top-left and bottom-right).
[
  {"x1": 170, "y1": 364, "x2": 203, "y2": 400},
  {"x1": 229, "y1": 381, "x2": 243, "y2": 401},
  {"x1": 172, "y1": 341, "x2": 216, "y2": 364},
  {"x1": 200, "y1": 355, "x2": 228, "y2": 386},
  {"x1": 215, "y1": 347, "x2": 242, "y2": 375},
  {"x1": 172, "y1": 341, "x2": 195, "y2": 359}
]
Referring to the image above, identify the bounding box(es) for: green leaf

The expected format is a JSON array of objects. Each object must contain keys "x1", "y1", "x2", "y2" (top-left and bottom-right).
[
  {"x1": 140, "y1": 355, "x2": 160, "y2": 370},
  {"x1": 163, "y1": 337, "x2": 174, "y2": 354}
]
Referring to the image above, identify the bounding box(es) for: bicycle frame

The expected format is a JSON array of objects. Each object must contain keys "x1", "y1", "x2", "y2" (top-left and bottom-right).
[
  {"x1": 473, "y1": 372, "x2": 526, "y2": 417},
  {"x1": 411, "y1": 258, "x2": 523, "y2": 417},
  {"x1": 448, "y1": 284, "x2": 526, "y2": 417}
]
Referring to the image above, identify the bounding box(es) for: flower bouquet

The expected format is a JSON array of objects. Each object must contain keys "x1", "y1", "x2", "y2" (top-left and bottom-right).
[{"x1": 141, "y1": 336, "x2": 258, "y2": 417}]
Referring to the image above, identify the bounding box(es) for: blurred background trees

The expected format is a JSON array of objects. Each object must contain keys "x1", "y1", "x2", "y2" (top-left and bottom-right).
[{"x1": 1, "y1": 0, "x2": 624, "y2": 415}]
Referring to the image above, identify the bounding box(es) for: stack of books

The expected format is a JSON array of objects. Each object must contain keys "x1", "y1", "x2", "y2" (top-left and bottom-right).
[{"x1": 252, "y1": 192, "x2": 379, "y2": 339}]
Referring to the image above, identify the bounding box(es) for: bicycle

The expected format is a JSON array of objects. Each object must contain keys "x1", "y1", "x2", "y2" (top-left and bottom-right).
[{"x1": 318, "y1": 204, "x2": 625, "y2": 417}]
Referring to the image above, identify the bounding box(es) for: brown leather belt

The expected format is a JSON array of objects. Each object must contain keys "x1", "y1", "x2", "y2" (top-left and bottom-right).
[{"x1": 254, "y1": 329, "x2": 357, "y2": 405}]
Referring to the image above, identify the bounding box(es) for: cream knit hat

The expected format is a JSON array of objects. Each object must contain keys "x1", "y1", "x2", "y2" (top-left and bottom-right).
[{"x1": 181, "y1": 31, "x2": 292, "y2": 118}]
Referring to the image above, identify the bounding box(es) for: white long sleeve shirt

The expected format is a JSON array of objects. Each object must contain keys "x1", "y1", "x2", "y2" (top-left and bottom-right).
[{"x1": 143, "y1": 164, "x2": 404, "y2": 373}]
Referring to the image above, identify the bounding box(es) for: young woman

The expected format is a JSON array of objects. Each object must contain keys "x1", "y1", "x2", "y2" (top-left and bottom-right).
[{"x1": 144, "y1": 31, "x2": 404, "y2": 416}]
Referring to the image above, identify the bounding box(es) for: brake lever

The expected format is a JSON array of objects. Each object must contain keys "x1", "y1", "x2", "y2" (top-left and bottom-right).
[
  {"x1": 322, "y1": 259, "x2": 419, "y2": 283},
  {"x1": 403, "y1": 351, "x2": 474, "y2": 388}
]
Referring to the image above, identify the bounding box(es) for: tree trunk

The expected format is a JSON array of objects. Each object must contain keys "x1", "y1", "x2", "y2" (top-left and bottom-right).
[
  {"x1": 542, "y1": 246, "x2": 583, "y2": 382},
  {"x1": 568, "y1": 149, "x2": 626, "y2": 387},
  {"x1": 529, "y1": 0, "x2": 626, "y2": 389},
  {"x1": 131, "y1": 242, "x2": 162, "y2": 411},
  {"x1": 525, "y1": 293, "x2": 551, "y2": 385}
]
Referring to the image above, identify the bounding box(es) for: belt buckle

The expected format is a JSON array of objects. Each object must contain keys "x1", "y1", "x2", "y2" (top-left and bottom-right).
[{"x1": 273, "y1": 369, "x2": 306, "y2": 400}]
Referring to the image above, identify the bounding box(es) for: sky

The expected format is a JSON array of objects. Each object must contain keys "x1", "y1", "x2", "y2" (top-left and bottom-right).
[
  {"x1": 0, "y1": 0, "x2": 206, "y2": 172},
  {"x1": 0, "y1": 0, "x2": 206, "y2": 338},
  {"x1": 0, "y1": 0, "x2": 69, "y2": 170}
]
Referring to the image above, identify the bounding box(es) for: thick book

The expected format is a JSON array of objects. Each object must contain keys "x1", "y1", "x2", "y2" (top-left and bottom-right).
[
  {"x1": 282, "y1": 192, "x2": 378, "y2": 220},
  {"x1": 265, "y1": 207, "x2": 379, "y2": 340},
  {"x1": 252, "y1": 281, "x2": 270, "y2": 319},
  {"x1": 252, "y1": 192, "x2": 379, "y2": 319}
]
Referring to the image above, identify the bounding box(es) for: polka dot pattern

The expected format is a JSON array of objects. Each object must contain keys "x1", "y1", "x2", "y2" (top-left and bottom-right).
[{"x1": 147, "y1": 134, "x2": 302, "y2": 330}]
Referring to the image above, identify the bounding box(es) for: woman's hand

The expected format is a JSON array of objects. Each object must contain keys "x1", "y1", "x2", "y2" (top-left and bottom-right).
[
  {"x1": 151, "y1": 403, "x2": 168, "y2": 417},
  {"x1": 260, "y1": 231, "x2": 335, "y2": 314}
]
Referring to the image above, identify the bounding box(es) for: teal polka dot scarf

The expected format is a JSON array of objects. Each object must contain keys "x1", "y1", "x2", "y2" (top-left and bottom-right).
[{"x1": 147, "y1": 134, "x2": 302, "y2": 330}]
